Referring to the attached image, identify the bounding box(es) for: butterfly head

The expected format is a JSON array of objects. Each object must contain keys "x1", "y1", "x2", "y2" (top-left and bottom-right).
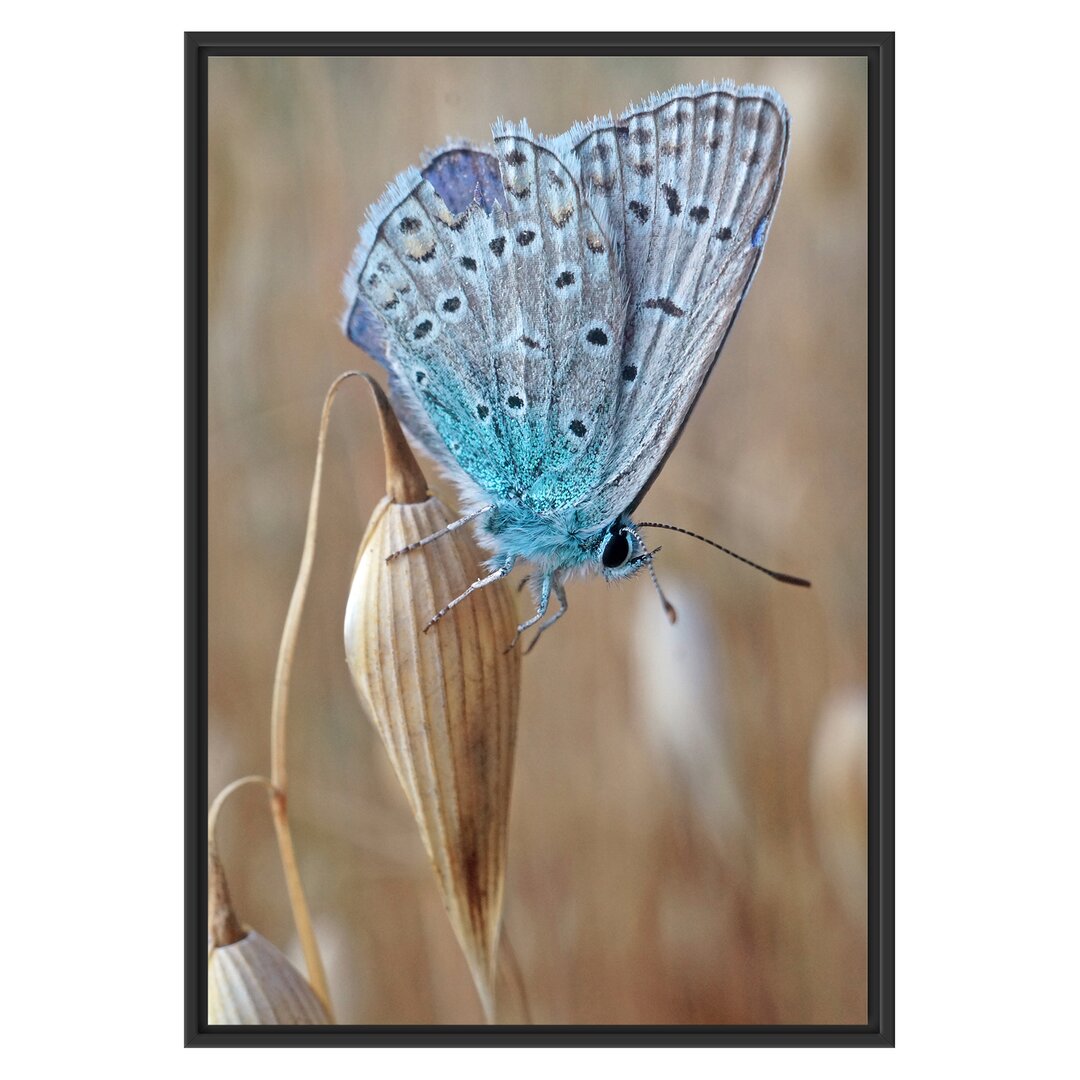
[{"x1": 597, "y1": 517, "x2": 651, "y2": 582}]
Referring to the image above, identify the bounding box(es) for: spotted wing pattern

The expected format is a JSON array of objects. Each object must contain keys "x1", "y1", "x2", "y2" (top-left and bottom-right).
[
  {"x1": 344, "y1": 81, "x2": 788, "y2": 535},
  {"x1": 344, "y1": 136, "x2": 627, "y2": 515},
  {"x1": 553, "y1": 82, "x2": 790, "y2": 521}
]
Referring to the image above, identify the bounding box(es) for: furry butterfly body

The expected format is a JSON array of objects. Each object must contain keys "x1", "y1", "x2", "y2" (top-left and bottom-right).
[{"x1": 344, "y1": 82, "x2": 791, "y2": 643}]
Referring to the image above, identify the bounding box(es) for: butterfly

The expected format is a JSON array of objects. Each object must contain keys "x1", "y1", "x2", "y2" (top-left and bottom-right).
[{"x1": 343, "y1": 81, "x2": 806, "y2": 650}]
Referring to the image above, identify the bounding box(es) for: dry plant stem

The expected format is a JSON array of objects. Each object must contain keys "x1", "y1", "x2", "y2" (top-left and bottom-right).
[
  {"x1": 500, "y1": 927, "x2": 532, "y2": 1024},
  {"x1": 208, "y1": 776, "x2": 275, "y2": 948},
  {"x1": 208, "y1": 774, "x2": 277, "y2": 840},
  {"x1": 267, "y1": 369, "x2": 366, "y2": 1021},
  {"x1": 267, "y1": 794, "x2": 331, "y2": 1017},
  {"x1": 209, "y1": 849, "x2": 245, "y2": 947}
]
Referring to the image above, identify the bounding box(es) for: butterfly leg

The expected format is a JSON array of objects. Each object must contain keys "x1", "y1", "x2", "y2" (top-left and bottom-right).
[
  {"x1": 523, "y1": 577, "x2": 569, "y2": 655},
  {"x1": 502, "y1": 573, "x2": 552, "y2": 653},
  {"x1": 386, "y1": 503, "x2": 494, "y2": 562},
  {"x1": 423, "y1": 554, "x2": 517, "y2": 632}
]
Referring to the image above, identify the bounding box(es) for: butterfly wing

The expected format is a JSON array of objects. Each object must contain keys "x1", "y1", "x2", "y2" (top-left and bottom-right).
[
  {"x1": 553, "y1": 81, "x2": 790, "y2": 522},
  {"x1": 343, "y1": 137, "x2": 628, "y2": 514}
]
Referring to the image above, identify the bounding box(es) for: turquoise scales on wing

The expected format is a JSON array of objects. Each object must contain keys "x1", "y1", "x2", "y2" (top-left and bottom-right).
[{"x1": 343, "y1": 81, "x2": 790, "y2": 645}]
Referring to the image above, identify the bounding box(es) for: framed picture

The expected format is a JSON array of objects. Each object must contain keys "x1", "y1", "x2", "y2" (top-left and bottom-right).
[{"x1": 188, "y1": 32, "x2": 893, "y2": 1046}]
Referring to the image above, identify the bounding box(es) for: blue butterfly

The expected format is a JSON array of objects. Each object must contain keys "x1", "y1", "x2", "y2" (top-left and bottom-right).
[{"x1": 344, "y1": 82, "x2": 806, "y2": 649}]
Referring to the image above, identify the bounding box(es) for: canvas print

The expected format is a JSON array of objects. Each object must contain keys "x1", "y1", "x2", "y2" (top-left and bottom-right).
[{"x1": 204, "y1": 52, "x2": 870, "y2": 1028}]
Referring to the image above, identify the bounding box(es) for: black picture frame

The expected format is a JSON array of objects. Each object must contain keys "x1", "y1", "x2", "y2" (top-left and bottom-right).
[{"x1": 186, "y1": 31, "x2": 894, "y2": 1047}]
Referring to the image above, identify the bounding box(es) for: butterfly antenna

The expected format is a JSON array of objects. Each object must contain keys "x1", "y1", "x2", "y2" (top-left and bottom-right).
[
  {"x1": 636, "y1": 522, "x2": 811, "y2": 588},
  {"x1": 626, "y1": 526, "x2": 678, "y2": 624}
]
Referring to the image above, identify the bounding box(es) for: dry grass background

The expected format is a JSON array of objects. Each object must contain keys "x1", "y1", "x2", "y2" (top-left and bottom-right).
[{"x1": 206, "y1": 53, "x2": 868, "y2": 1026}]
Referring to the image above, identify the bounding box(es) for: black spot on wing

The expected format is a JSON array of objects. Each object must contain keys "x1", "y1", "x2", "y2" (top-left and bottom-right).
[{"x1": 644, "y1": 298, "x2": 685, "y2": 317}]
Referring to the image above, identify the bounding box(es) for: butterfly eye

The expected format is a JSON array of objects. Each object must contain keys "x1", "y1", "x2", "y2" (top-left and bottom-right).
[{"x1": 601, "y1": 528, "x2": 631, "y2": 569}]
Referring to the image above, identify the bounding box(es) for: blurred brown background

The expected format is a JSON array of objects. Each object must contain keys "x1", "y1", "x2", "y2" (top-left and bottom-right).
[{"x1": 207, "y1": 54, "x2": 867, "y2": 1025}]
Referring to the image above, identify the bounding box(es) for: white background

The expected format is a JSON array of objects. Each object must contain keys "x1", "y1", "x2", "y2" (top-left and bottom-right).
[{"x1": 3, "y1": 3, "x2": 1075, "y2": 1076}]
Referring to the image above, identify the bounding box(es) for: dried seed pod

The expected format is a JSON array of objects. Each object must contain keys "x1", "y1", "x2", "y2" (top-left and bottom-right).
[
  {"x1": 344, "y1": 379, "x2": 521, "y2": 1022},
  {"x1": 207, "y1": 848, "x2": 330, "y2": 1024},
  {"x1": 208, "y1": 931, "x2": 331, "y2": 1025}
]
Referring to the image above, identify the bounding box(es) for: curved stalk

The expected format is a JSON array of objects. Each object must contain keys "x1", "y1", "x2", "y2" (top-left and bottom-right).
[
  {"x1": 208, "y1": 775, "x2": 275, "y2": 948},
  {"x1": 267, "y1": 369, "x2": 366, "y2": 1020}
]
